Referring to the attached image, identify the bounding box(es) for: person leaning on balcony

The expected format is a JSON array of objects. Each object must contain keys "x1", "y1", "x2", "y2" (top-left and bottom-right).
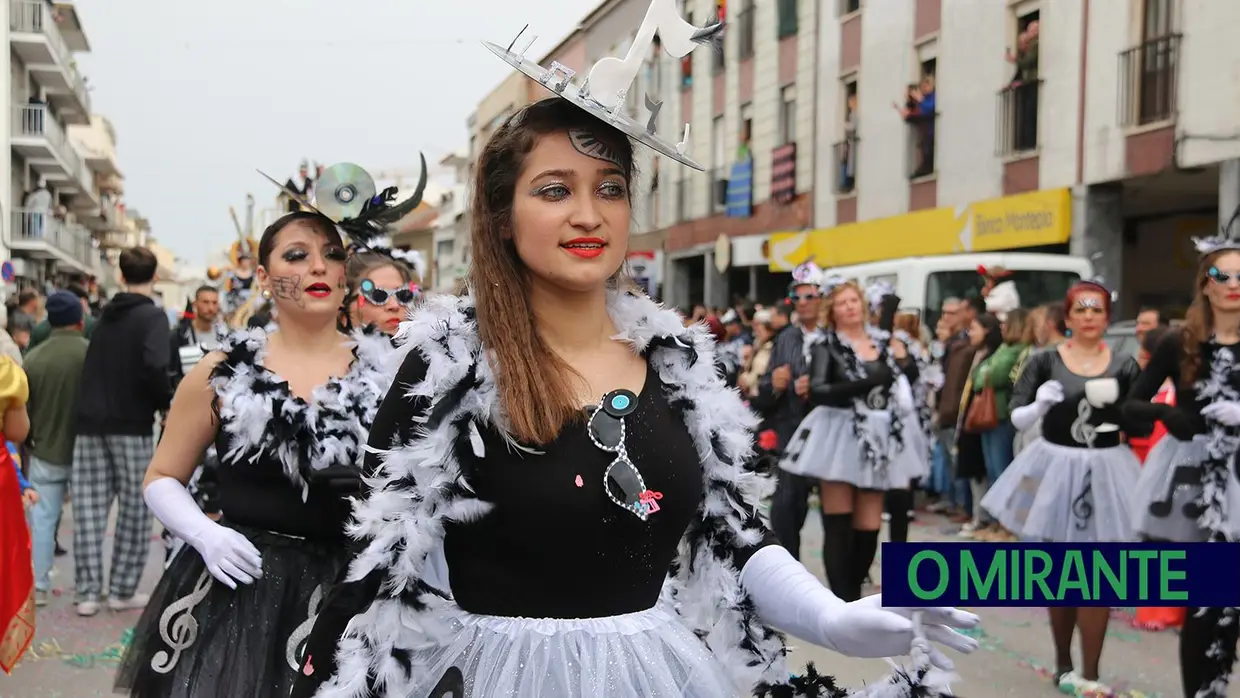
[{"x1": 28, "y1": 285, "x2": 96, "y2": 350}]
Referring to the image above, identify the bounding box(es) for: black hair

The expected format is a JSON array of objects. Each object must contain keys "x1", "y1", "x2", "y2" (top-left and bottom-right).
[
  {"x1": 194, "y1": 284, "x2": 219, "y2": 299},
  {"x1": 977, "y1": 313, "x2": 1003, "y2": 354},
  {"x1": 256, "y1": 211, "x2": 344, "y2": 268},
  {"x1": 67, "y1": 284, "x2": 88, "y2": 301},
  {"x1": 119, "y1": 247, "x2": 158, "y2": 285},
  {"x1": 16, "y1": 289, "x2": 38, "y2": 306},
  {"x1": 1142, "y1": 325, "x2": 1170, "y2": 354}
]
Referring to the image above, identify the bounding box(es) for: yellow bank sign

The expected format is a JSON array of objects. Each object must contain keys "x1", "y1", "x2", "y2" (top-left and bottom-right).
[{"x1": 767, "y1": 188, "x2": 1072, "y2": 271}]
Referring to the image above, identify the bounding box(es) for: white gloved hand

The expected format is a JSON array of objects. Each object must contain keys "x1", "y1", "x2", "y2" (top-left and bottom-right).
[
  {"x1": 144, "y1": 477, "x2": 263, "y2": 589},
  {"x1": 739, "y1": 546, "x2": 979, "y2": 671},
  {"x1": 820, "y1": 594, "x2": 980, "y2": 670},
  {"x1": 1034, "y1": 380, "x2": 1065, "y2": 407},
  {"x1": 1203, "y1": 400, "x2": 1240, "y2": 426},
  {"x1": 894, "y1": 375, "x2": 915, "y2": 415}
]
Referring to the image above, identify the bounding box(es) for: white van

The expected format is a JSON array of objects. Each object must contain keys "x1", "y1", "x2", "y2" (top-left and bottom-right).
[{"x1": 826, "y1": 252, "x2": 1094, "y2": 331}]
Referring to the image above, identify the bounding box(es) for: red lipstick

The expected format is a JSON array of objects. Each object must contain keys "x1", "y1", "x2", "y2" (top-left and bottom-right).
[
  {"x1": 305, "y1": 282, "x2": 332, "y2": 298},
  {"x1": 561, "y1": 237, "x2": 606, "y2": 259}
]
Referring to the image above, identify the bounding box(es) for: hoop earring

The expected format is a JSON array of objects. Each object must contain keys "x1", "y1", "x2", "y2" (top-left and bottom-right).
[{"x1": 261, "y1": 289, "x2": 273, "y2": 300}]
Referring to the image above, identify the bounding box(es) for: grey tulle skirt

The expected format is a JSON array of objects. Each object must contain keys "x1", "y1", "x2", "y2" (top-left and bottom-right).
[
  {"x1": 980, "y1": 438, "x2": 1140, "y2": 542},
  {"x1": 779, "y1": 406, "x2": 928, "y2": 490}
]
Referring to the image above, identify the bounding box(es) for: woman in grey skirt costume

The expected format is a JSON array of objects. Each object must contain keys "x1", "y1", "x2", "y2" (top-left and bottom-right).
[
  {"x1": 1124, "y1": 235, "x2": 1240, "y2": 698},
  {"x1": 980, "y1": 279, "x2": 1141, "y2": 696},
  {"x1": 780, "y1": 275, "x2": 924, "y2": 601}
]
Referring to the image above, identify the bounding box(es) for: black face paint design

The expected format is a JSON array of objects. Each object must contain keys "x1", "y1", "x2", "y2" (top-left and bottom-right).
[
  {"x1": 569, "y1": 128, "x2": 622, "y2": 169},
  {"x1": 270, "y1": 275, "x2": 304, "y2": 307}
]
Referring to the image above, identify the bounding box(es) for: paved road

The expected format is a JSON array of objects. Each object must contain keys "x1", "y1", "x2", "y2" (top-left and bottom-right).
[{"x1": 2, "y1": 507, "x2": 1227, "y2": 698}]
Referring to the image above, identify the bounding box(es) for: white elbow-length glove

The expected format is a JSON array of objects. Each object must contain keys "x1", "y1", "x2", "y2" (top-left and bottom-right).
[
  {"x1": 1202, "y1": 400, "x2": 1240, "y2": 427},
  {"x1": 739, "y1": 545, "x2": 979, "y2": 670},
  {"x1": 1010, "y1": 380, "x2": 1065, "y2": 432},
  {"x1": 894, "y1": 375, "x2": 915, "y2": 415},
  {"x1": 145, "y1": 477, "x2": 263, "y2": 589}
]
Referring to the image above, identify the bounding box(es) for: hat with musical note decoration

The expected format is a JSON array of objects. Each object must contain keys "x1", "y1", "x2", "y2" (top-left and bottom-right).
[
  {"x1": 1192, "y1": 204, "x2": 1240, "y2": 259},
  {"x1": 256, "y1": 156, "x2": 429, "y2": 269},
  {"x1": 482, "y1": 0, "x2": 723, "y2": 170}
]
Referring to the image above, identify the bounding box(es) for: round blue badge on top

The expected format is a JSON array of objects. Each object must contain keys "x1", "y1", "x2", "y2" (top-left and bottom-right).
[{"x1": 602, "y1": 389, "x2": 638, "y2": 418}]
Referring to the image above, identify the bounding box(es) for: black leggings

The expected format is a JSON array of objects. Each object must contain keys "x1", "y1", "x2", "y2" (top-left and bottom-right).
[{"x1": 1181, "y1": 607, "x2": 1240, "y2": 697}]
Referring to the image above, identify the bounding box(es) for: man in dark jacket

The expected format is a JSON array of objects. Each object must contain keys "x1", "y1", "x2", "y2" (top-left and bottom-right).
[
  {"x1": 72, "y1": 246, "x2": 172, "y2": 616},
  {"x1": 752, "y1": 284, "x2": 823, "y2": 560},
  {"x1": 169, "y1": 285, "x2": 225, "y2": 390},
  {"x1": 934, "y1": 296, "x2": 978, "y2": 519}
]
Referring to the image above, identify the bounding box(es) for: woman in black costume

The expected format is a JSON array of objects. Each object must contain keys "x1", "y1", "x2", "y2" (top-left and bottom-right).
[
  {"x1": 114, "y1": 212, "x2": 396, "y2": 698},
  {"x1": 1126, "y1": 237, "x2": 1240, "y2": 698},
  {"x1": 289, "y1": 21, "x2": 981, "y2": 692},
  {"x1": 981, "y1": 280, "x2": 1142, "y2": 696}
]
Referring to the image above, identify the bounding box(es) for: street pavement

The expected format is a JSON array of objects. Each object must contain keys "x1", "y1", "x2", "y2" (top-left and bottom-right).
[{"x1": 1, "y1": 505, "x2": 1228, "y2": 698}]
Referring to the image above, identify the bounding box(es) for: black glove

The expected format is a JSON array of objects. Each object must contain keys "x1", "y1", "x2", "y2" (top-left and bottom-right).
[{"x1": 1160, "y1": 406, "x2": 1200, "y2": 442}]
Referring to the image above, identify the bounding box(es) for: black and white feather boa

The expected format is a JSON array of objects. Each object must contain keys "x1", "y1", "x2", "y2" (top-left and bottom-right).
[
  {"x1": 825, "y1": 325, "x2": 907, "y2": 477},
  {"x1": 315, "y1": 291, "x2": 947, "y2": 698},
  {"x1": 1191, "y1": 343, "x2": 1240, "y2": 698},
  {"x1": 209, "y1": 326, "x2": 396, "y2": 500},
  {"x1": 893, "y1": 329, "x2": 933, "y2": 460}
]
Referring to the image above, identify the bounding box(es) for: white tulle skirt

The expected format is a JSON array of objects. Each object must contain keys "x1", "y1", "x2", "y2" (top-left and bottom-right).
[
  {"x1": 779, "y1": 406, "x2": 929, "y2": 490},
  {"x1": 397, "y1": 603, "x2": 743, "y2": 698},
  {"x1": 1131, "y1": 436, "x2": 1210, "y2": 542},
  {"x1": 980, "y1": 438, "x2": 1140, "y2": 542}
]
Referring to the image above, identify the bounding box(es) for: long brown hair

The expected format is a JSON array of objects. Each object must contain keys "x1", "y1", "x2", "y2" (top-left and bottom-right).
[
  {"x1": 1182, "y1": 249, "x2": 1236, "y2": 385},
  {"x1": 469, "y1": 97, "x2": 635, "y2": 445}
]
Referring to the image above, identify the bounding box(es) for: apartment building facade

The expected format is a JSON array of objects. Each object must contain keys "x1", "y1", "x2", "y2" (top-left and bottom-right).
[
  {"x1": 802, "y1": 0, "x2": 1240, "y2": 318},
  {"x1": 636, "y1": 0, "x2": 819, "y2": 308},
  {"x1": 6, "y1": 0, "x2": 113, "y2": 287}
]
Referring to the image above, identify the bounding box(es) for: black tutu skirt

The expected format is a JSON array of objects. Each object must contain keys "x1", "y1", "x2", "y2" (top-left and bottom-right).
[{"x1": 115, "y1": 522, "x2": 349, "y2": 698}]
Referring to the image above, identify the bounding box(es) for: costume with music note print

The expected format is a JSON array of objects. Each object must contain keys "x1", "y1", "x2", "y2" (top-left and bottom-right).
[
  {"x1": 114, "y1": 329, "x2": 397, "y2": 698},
  {"x1": 1128, "y1": 333, "x2": 1240, "y2": 544},
  {"x1": 980, "y1": 348, "x2": 1142, "y2": 543}
]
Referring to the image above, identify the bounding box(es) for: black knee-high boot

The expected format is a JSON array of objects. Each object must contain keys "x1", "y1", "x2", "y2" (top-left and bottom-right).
[
  {"x1": 851, "y1": 529, "x2": 881, "y2": 599},
  {"x1": 821, "y1": 513, "x2": 855, "y2": 600},
  {"x1": 885, "y1": 489, "x2": 913, "y2": 543}
]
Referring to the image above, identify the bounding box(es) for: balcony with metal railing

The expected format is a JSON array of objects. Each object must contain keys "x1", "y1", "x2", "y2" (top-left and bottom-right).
[
  {"x1": 10, "y1": 0, "x2": 91, "y2": 122},
  {"x1": 12, "y1": 104, "x2": 94, "y2": 195},
  {"x1": 996, "y1": 80, "x2": 1042, "y2": 156},
  {"x1": 905, "y1": 113, "x2": 938, "y2": 179},
  {"x1": 832, "y1": 136, "x2": 858, "y2": 194},
  {"x1": 10, "y1": 208, "x2": 98, "y2": 274},
  {"x1": 1118, "y1": 35, "x2": 1180, "y2": 127}
]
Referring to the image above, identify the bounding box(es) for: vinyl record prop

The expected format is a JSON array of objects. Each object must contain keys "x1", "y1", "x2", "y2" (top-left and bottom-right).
[
  {"x1": 257, "y1": 156, "x2": 429, "y2": 272},
  {"x1": 483, "y1": 0, "x2": 723, "y2": 170}
]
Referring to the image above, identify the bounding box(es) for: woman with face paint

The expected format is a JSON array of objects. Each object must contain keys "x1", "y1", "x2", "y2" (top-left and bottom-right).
[
  {"x1": 114, "y1": 211, "x2": 396, "y2": 698},
  {"x1": 288, "y1": 5, "x2": 981, "y2": 697},
  {"x1": 979, "y1": 280, "x2": 1142, "y2": 695},
  {"x1": 1123, "y1": 236, "x2": 1240, "y2": 697}
]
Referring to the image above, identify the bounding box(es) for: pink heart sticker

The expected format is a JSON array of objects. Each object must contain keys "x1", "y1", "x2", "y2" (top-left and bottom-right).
[
  {"x1": 303, "y1": 656, "x2": 314, "y2": 676},
  {"x1": 574, "y1": 474, "x2": 584, "y2": 488}
]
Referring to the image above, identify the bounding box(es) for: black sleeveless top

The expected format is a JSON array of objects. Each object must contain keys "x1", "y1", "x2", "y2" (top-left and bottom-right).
[
  {"x1": 208, "y1": 329, "x2": 391, "y2": 541},
  {"x1": 363, "y1": 352, "x2": 771, "y2": 619}
]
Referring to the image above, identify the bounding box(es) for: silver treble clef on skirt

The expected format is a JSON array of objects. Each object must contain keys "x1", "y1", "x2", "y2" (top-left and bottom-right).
[
  {"x1": 286, "y1": 583, "x2": 328, "y2": 671},
  {"x1": 1069, "y1": 398, "x2": 1096, "y2": 449},
  {"x1": 151, "y1": 569, "x2": 213, "y2": 674},
  {"x1": 1068, "y1": 399, "x2": 1096, "y2": 529}
]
